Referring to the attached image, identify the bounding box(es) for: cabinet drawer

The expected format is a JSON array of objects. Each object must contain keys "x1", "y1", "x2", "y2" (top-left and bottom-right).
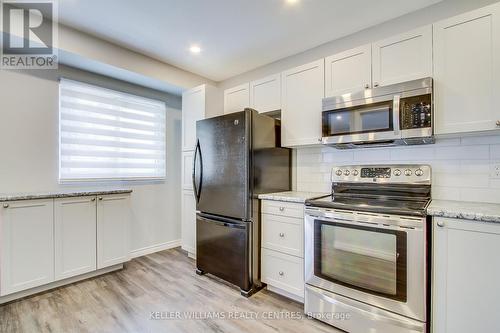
[
  {"x1": 261, "y1": 248, "x2": 304, "y2": 298},
  {"x1": 262, "y1": 214, "x2": 303, "y2": 257},
  {"x1": 261, "y1": 200, "x2": 304, "y2": 219}
]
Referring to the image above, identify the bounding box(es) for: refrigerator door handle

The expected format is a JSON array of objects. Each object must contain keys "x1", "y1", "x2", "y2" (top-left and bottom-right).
[
  {"x1": 192, "y1": 139, "x2": 202, "y2": 202},
  {"x1": 192, "y1": 140, "x2": 197, "y2": 198}
]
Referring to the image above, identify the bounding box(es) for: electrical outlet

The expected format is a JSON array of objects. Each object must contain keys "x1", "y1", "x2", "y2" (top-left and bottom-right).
[{"x1": 490, "y1": 162, "x2": 500, "y2": 179}]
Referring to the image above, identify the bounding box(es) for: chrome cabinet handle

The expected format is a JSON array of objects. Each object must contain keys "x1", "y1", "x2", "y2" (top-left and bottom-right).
[
  {"x1": 279, "y1": 232, "x2": 285, "y2": 238},
  {"x1": 374, "y1": 82, "x2": 379, "y2": 87},
  {"x1": 91, "y1": 198, "x2": 96, "y2": 202},
  {"x1": 279, "y1": 207, "x2": 285, "y2": 212},
  {"x1": 496, "y1": 120, "x2": 500, "y2": 127},
  {"x1": 3, "y1": 204, "x2": 9, "y2": 208},
  {"x1": 364, "y1": 83, "x2": 370, "y2": 89},
  {"x1": 278, "y1": 271, "x2": 284, "y2": 276},
  {"x1": 98, "y1": 197, "x2": 103, "y2": 201},
  {"x1": 437, "y1": 221, "x2": 445, "y2": 228}
]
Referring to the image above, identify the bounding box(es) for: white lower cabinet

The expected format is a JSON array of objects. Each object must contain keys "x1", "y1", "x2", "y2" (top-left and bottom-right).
[
  {"x1": 433, "y1": 217, "x2": 500, "y2": 333},
  {"x1": 0, "y1": 199, "x2": 54, "y2": 296},
  {"x1": 261, "y1": 248, "x2": 304, "y2": 298},
  {"x1": 54, "y1": 196, "x2": 97, "y2": 281},
  {"x1": 261, "y1": 199, "x2": 304, "y2": 302},
  {"x1": 97, "y1": 194, "x2": 131, "y2": 269},
  {"x1": 181, "y1": 190, "x2": 196, "y2": 256},
  {"x1": 262, "y1": 214, "x2": 303, "y2": 258},
  {"x1": 0, "y1": 193, "x2": 131, "y2": 301}
]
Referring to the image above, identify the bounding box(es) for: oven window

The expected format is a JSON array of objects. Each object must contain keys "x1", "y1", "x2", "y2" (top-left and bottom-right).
[
  {"x1": 323, "y1": 100, "x2": 393, "y2": 136},
  {"x1": 314, "y1": 220, "x2": 407, "y2": 302}
]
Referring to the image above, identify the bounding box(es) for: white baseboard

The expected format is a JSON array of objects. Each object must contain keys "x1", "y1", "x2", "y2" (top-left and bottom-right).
[
  {"x1": 130, "y1": 239, "x2": 181, "y2": 259},
  {"x1": 266, "y1": 285, "x2": 304, "y2": 303}
]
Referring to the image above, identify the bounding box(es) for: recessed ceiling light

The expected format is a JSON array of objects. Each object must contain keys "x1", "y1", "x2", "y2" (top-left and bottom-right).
[
  {"x1": 285, "y1": 0, "x2": 299, "y2": 4},
  {"x1": 190, "y1": 45, "x2": 201, "y2": 54}
]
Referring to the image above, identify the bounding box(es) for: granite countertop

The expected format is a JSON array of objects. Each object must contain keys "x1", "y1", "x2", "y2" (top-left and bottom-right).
[
  {"x1": 258, "y1": 191, "x2": 329, "y2": 204},
  {"x1": 428, "y1": 200, "x2": 500, "y2": 223},
  {"x1": 0, "y1": 189, "x2": 133, "y2": 202}
]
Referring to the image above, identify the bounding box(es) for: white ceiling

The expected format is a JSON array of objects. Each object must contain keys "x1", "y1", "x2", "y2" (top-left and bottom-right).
[{"x1": 57, "y1": 0, "x2": 442, "y2": 82}]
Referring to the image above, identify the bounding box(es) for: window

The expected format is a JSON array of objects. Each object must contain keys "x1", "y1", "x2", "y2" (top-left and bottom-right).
[{"x1": 59, "y1": 79, "x2": 166, "y2": 181}]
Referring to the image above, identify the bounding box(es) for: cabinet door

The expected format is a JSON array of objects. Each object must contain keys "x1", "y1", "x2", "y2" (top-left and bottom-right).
[
  {"x1": 261, "y1": 248, "x2": 304, "y2": 298},
  {"x1": 281, "y1": 59, "x2": 325, "y2": 147},
  {"x1": 182, "y1": 150, "x2": 194, "y2": 191},
  {"x1": 182, "y1": 85, "x2": 205, "y2": 151},
  {"x1": 250, "y1": 74, "x2": 281, "y2": 113},
  {"x1": 54, "y1": 196, "x2": 97, "y2": 281},
  {"x1": 433, "y1": 217, "x2": 500, "y2": 333},
  {"x1": 0, "y1": 199, "x2": 54, "y2": 296},
  {"x1": 97, "y1": 194, "x2": 131, "y2": 269},
  {"x1": 325, "y1": 44, "x2": 371, "y2": 97},
  {"x1": 434, "y1": 3, "x2": 500, "y2": 135},
  {"x1": 372, "y1": 25, "x2": 432, "y2": 87},
  {"x1": 224, "y1": 83, "x2": 250, "y2": 114},
  {"x1": 181, "y1": 190, "x2": 196, "y2": 255}
]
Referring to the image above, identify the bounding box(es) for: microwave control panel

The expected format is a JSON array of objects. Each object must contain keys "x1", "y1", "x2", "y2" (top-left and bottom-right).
[{"x1": 400, "y1": 94, "x2": 432, "y2": 130}]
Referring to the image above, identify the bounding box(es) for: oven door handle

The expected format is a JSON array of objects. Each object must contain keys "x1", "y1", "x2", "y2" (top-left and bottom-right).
[
  {"x1": 393, "y1": 95, "x2": 401, "y2": 136},
  {"x1": 306, "y1": 211, "x2": 422, "y2": 231}
]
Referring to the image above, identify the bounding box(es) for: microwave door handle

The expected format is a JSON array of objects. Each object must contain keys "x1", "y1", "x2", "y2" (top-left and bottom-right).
[{"x1": 393, "y1": 95, "x2": 401, "y2": 136}]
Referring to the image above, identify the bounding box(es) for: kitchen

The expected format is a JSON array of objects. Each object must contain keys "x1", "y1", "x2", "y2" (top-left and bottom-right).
[{"x1": 1, "y1": 0, "x2": 500, "y2": 332}]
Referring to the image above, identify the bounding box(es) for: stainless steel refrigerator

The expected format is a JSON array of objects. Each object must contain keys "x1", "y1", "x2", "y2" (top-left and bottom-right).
[{"x1": 193, "y1": 108, "x2": 291, "y2": 296}]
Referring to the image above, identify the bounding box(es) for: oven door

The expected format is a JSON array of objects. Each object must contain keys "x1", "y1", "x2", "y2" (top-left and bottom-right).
[
  {"x1": 305, "y1": 208, "x2": 426, "y2": 321},
  {"x1": 322, "y1": 95, "x2": 401, "y2": 145}
]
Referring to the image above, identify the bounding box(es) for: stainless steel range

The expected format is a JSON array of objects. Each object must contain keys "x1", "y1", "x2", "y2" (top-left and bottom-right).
[{"x1": 304, "y1": 165, "x2": 431, "y2": 333}]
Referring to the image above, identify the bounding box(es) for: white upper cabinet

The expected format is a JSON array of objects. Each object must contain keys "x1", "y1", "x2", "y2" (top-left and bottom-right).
[
  {"x1": 182, "y1": 85, "x2": 206, "y2": 152},
  {"x1": 0, "y1": 200, "x2": 54, "y2": 296},
  {"x1": 249, "y1": 73, "x2": 281, "y2": 113},
  {"x1": 372, "y1": 25, "x2": 432, "y2": 87},
  {"x1": 433, "y1": 217, "x2": 500, "y2": 333},
  {"x1": 281, "y1": 59, "x2": 325, "y2": 147},
  {"x1": 182, "y1": 84, "x2": 221, "y2": 152},
  {"x1": 54, "y1": 196, "x2": 97, "y2": 281},
  {"x1": 434, "y1": 3, "x2": 500, "y2": 135},
  {"x1": 325, "y1": 44, "x2": 371, "y2": 97},
  {"x1": 224, "y1": 83, "x2": 250, "y2": 114}
]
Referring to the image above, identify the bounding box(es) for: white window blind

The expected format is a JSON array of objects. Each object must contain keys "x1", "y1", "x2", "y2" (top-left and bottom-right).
[{"x1": 59, "y1": 79, "x2": 166, "y2": 181}]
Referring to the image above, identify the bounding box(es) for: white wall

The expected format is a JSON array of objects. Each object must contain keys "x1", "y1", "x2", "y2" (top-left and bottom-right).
[
  {"x1": 0, "y1": 68, "x2": 182, "y2": 253},
  {"x1": 297, "y1": 136, "x2": 500, "y2": 204}
]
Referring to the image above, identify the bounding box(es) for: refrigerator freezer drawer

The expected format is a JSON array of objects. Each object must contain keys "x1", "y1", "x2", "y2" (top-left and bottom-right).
[{"x1": 196, "y1": 214, "x2": 251, "y2": 292}]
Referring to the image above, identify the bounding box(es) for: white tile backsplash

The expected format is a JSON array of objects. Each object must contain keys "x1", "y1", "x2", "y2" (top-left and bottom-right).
[{"x1": 294, "y1": 135, "x2": 500, "y2": 204}]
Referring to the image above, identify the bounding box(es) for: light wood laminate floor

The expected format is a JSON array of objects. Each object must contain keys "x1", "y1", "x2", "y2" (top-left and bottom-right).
[{"x1": 0, "y1": 248, "x2": 342, "y2": 333}]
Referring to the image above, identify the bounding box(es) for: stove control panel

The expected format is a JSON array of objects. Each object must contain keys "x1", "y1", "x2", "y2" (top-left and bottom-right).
[
  {"x1": 331, "y1": 165, "x2": 431, "y2": 184},
  {"x1": 360, "y1": 167, "x2": 391, "y2": 179}
]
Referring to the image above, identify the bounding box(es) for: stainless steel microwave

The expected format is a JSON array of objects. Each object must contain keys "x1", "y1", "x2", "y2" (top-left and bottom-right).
[{"x1": 321, "y1": 77, "x2": 434, "y2": 149}]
